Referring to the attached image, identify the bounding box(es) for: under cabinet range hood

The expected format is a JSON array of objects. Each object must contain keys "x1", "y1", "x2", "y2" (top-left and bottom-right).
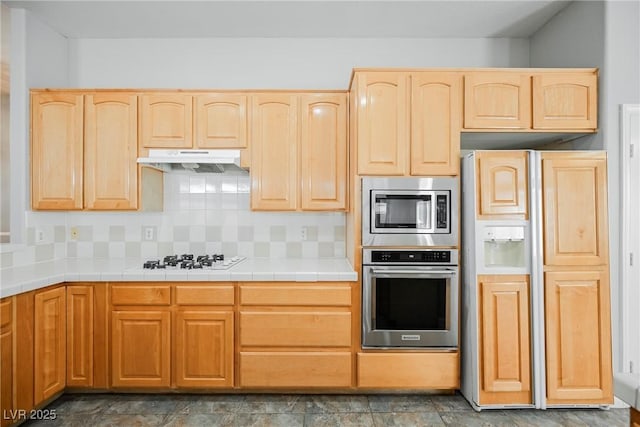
[{"x1": 137, "y1": 149, "x2": 247, "y2": 174}]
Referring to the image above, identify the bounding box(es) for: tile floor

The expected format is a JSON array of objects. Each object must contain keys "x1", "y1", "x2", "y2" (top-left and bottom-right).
[{"x1": 23, "y1": 393, "x2": 629, "y2": 427}]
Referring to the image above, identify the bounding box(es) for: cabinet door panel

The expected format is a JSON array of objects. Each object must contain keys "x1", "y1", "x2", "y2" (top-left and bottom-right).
[
  {"x1": 542, "y1": 152, "x2": 608, "y2": 266},
  {"x1": 111, "y1": 311, "x2": 171, "y2": 387},
  {"x1": 545, "y1": 270, "x2": 612, "y2": 403},
  {"x1": 250, "y1": 94, "x2": 298, "y2": 210},
  {"x1": 411, "y1": 72, "x2": 462, "y2": 175},
  {"x1": 194, "y1": 94, "x2": 247, "y2": 148},
  {"x1": 533, "y1": 73, "x2": 597, "y2": 130},
  {"x1": 140, "y1": 94, "x2": 193, "y2": 149},
  {"x1": 31, "y1": 93, "x2": 83, "y2": 210},
  {"x1": 356, "y1": 72, "x2": 409, "y2": 175},
  {"x1": 477, "y1": 151, "x2": 528, "y2": 219},
  {"x1": 84, "y1": 93, "x2": 138, "y2": 210},
  {"x1": 66, "y1": 285, "x2": 94, "y2": 387},
  {"x1": 34, "y1": 287, "x2": 66, "y2": 403},
  {"x1": 174, "y1": 311, "x2": 233, "y2": 388},
  {"x1": 1, "y1": 298, "x2": 13, "y2": 427},
  {"x1": 464, "y1": 73, "x2": 531, "y2": 129},
  {"x1": 300, "y1": 94, "x2": 347, "y2": 210},
  {"x1": 478, "y1": 275, "x2": 531, "y2": 405}
]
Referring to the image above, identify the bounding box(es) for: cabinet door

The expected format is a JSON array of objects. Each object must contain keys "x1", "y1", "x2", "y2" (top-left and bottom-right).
[
  {"x1": 66, "y1": 285, "x2": 94, "y2": 387},
  {"x1": 84, "y1": 93, "x2": 138, "y2": 210},
  {"x1": 111, "y1": 311, "x2": 171, "y2": 388},
  {"x1": 174, "y1": 311, "x2": 233, "y2": 388},
  {"x1": 533, "y1": 73, "x2": 598, "y2": 130},
  {"x1": 300, "y1": 93, "x2": 347, "y2": 210},
  {"x1": 1, "y1": 298, "x2": 13, "y2": 427},
  {"x1": 545, "y1": 270, "x2": 612, "y2": 404},
  {"x1": 250, "y1": 94, "x2": 298, "y2": 210},
  {"x1": 476, "y1": 151, "x2": 529, "y2": 219},
  {"x1": 411, "y1": 72, "x2": 462, "y2": 175},
  {"x1": 355, "y1": 72, "x2": 409, "y2": 175},
  {"x1": 140, "y1": 94, "x2": 193, "y2": 149},
  {"x1": 31, "y1": 92, "x2": 84, "y2": 210},
  {"x1": 477, "y1": 275, "x2": 531, "y2": 405},
  {"x1": 542, "y1": 152, "x2": 608, "y2": 266},
  {"x1": 194, "y1": 94, "x2": 248, "y2": 148},
  {"x1": 464, "y1": 72, "x2": 531, "y2": 129},
  {"x1": 34, "y1": 287, "x2": 66, "y2": 403}
]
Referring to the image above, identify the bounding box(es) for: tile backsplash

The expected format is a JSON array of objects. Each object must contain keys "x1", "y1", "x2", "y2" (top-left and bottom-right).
[{"x1": 3, "y1": 173, "x2": 346, "y2": 268}]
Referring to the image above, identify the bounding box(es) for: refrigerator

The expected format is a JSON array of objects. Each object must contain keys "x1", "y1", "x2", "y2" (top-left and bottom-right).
[{"x1": 460, "y1": 149, "x2": 612, "y2": 411}]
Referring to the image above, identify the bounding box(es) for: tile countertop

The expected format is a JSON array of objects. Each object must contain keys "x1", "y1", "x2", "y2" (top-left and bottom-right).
[{"x1": 0, "y1": 258, "x2": 359, "y2": 298}]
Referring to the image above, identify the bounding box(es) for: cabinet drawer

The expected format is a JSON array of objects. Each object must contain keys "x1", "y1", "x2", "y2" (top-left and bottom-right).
[
  {"x1": 0, "y1": 298, "x2": 12, "y2": 331},
  {"x1": 240, "y1": 283, "x2": 351, "y2": 306},
  {"x1": 357, "y1": 352, "x2": 459, "y2": 389},
  {"x1": 240, "y1": 312, "x2": 351, "y2": 347},
  {"x1": 175, "y1": 284, "x2": 234, "y2": 306},
  {"x1": 240, "y1": 352, "x2": 352, "y2": 387},
  {"x1": 111, "y1": 285, "x2": 171, "y2": 306}
]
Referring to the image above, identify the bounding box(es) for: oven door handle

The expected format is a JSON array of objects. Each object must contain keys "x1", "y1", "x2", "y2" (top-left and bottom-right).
[{"x1": 370, "y1": 269, "x2": 456, "y2": 278}]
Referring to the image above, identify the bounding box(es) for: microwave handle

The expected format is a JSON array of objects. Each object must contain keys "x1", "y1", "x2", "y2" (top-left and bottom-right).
[{"x1": 371, "y1": 269, "x2": 456, "y2": 278}]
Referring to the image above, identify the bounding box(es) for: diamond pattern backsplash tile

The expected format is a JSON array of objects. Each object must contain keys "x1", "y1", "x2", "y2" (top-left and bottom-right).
[{"x1": 4, "y1": 174, "x2": 346, "y2": 265}]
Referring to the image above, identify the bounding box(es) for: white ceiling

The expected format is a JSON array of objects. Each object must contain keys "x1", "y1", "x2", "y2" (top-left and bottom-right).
[{"x1": 4, "y1": 0, "x2": 571, "y2": 39}]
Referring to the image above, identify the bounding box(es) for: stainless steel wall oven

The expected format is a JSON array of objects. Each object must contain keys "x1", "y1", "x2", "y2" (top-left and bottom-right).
[{"x1": 362, "y1": 248, "x2": 459, "y2": 349}]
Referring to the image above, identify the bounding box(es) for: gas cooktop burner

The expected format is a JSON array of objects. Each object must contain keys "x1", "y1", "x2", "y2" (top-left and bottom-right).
[{"x1": 143, "y1": 254, "x2": 246, "y2": 270}]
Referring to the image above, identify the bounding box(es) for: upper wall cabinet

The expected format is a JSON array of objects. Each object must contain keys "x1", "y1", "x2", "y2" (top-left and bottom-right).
[
  {"x1": 352, "y1": 71, "x2": 461, "y2": 176},
  {"x1": 139, "y1": 93, "x2": 248, "y2": 156},
  {"x1": 251, "y1": 92, "x2": 348, "y2": 211},
  {"x1": 476, "y1": 150, "x2": 529, "y2": 220},
  {"x1": 464, "y1": 72, "x2": 531, "y2": 129},
  {"x1": 463, "y1": 69, "x2": 598, "y2": 132},
  {"x1": 31, "y1": 93, "x2": 84, "y2": 210},
  {"x1": 32, "y1": 91, "x2": 139, "y2": 210}
]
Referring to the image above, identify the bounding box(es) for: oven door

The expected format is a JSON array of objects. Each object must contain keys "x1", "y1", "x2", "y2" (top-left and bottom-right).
[{"x1": 362, "y1": 266, "x2": 459, "y2": 348}]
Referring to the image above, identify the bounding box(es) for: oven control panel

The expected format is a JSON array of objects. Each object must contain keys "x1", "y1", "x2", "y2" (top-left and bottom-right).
[{"x1": 363, "y1": 249, "x2": 457, "y2": 265}]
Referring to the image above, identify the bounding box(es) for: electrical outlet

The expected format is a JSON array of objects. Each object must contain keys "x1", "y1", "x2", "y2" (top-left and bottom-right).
[
  {"x1": 35, "y1": 228, "x2": 44, "y2": 243},
  {"x1": 143, "y1": 226, "x2": 155, "y2": 241},
  {"x1": 70, "y1": 227, "x2": 78, "y2": 241},
  {"x1": 301, "y1": 226, "x2": 307, "y2": 241}
]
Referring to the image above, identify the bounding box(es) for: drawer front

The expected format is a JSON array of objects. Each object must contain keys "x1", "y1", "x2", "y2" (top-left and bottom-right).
[
  {"x1": 240, "y1": 352, "x2": 352, "y2": 387},
  {"x1": 111, "y1": 285, "x2": 171, "y2": 306},
  {"x1": 0, "y1": 298, "x2": 12, "y2": 331},
  {"x1": 240, "y1": 283, "x2": 351, "y2": 306},
  {"x1": 175, "y1": 285, "x2": 234, "y2": 306},
  {"x1": 357, "y1": 352, "x2": 459, "y2": 389},
  {"x1": 240, "y1": 312, "x2": 351, "y2": 347}
]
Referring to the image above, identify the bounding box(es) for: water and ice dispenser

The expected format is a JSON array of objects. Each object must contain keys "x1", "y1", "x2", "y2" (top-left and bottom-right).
[{"x1": 481, "y1": 226, "x2": 526, "y2": 269}]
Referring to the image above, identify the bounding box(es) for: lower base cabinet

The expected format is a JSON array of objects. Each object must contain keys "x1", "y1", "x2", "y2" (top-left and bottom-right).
[
  {"x1": 239, "y1": 352, "x2": 352, "y2": 388},
  {"x1": 34, "y1": 287, "x2": 66, "y2": 403},
  {"x1": 1, "y1": 298, "x2": 14, "y2": 427},
  {"x1": 357, "y1": 352, "x2": 459, "y2": 389},
  {"x1": 111, "y1": 310, "x2": 171, "y2": 388}
]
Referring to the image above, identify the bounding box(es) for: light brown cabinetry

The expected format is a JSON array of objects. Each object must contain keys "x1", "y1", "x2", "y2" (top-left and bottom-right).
[
  {"x1": 0, "y1": 297, "x2": 14, "y2": 427},
  {"x1": 542, "y1": 152, "x2": 608, "y2": 266},
  {"x1": 66, "y1": 285, "x2": 94, "y2": 387},
  {"x1": 463, "y1": 70, "x2": 598, "y2": 131},
  {"x1": 31, "y1": 92, "x2": 84, "y2": 209},
  {"x1": 251, "y1": 93, "x2": 348, "y2": 211},
  {"x1": 544, "y1": 270, "x2": 612, "y2": 404},
  {"x1": 34, "y1": 286, "x2": 66, "y2": 403},
  {"x1": 194, "y1": 94, "x2": 248, "y2": 148},
  {"x1": 476, "y1": 151, "x2": 529, "y2": 219},
  {"x1": 31, "y1": 91, "x2": 138, "y2": 210},
  {"x1": 140, "y1": 94, "x2": 193, "y2": 149},
  {"x1": 238, "y1": 282, "x2": 353, "y2": 388},
  {"x1": 110, "y1": 284, "x2": 171, "y2": 388},
  {"x1": 357, "y1": 352, "x2": 459, "y2": 389},
  {"x1": 352, "y1": 71, "x2": 461, "y2": 176},
  {"x1": 174, "y1": 284, "x2": 234, "y2": 388},
  {"x1": 477, "y1": 275, "x2": 531, "y2": 405}
]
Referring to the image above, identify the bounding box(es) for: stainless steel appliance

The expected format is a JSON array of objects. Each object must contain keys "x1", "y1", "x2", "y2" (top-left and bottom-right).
[
  {"x1": 362, "y1": 248, "x2": 459, "y2": 348},
  {"x1": 362, "y1": 177, "x2": 458, "y2": 247}
]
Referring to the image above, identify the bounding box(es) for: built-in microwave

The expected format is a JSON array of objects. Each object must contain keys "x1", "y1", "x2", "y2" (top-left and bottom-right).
[{"x1": 362, "y1": 177, "x2": 458, "y2": 247}]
